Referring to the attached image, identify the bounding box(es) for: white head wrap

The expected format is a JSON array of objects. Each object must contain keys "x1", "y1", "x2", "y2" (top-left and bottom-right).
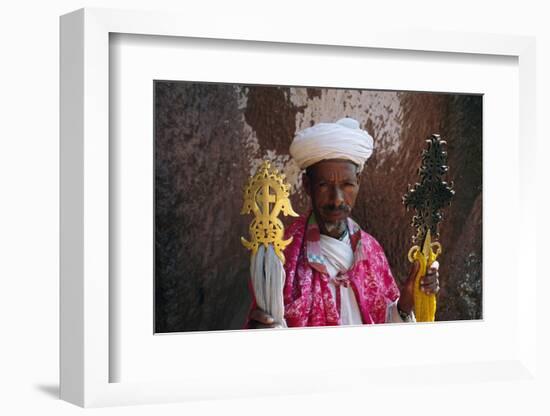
[{"x1": 289, "y1": 117, "x2": 374, "y2": 171}]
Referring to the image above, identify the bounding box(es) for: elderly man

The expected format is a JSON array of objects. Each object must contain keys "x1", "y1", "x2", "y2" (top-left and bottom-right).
[{"x1": 248, "y1": 118, "x2": 439, "y2": 328}]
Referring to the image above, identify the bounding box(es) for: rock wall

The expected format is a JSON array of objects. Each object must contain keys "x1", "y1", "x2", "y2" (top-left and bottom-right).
[{"x1": 154, "y1": 81, "x2": 482, "y2": 332}]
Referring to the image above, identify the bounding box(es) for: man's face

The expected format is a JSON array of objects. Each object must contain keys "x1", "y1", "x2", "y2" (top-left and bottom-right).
[{"x1": 303, "y1": 159, "x2": 361, "y2": 235}]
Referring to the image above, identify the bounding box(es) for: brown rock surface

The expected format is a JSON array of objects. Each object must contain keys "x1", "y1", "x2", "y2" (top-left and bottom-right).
[{"x1": 155, "y1": 82, "x2": 482, "y2": 332}]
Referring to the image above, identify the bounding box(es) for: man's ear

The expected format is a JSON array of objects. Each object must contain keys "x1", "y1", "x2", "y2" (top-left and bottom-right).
[{"x1": 302, "y1": 172, "x2": 311, "y2": 196}]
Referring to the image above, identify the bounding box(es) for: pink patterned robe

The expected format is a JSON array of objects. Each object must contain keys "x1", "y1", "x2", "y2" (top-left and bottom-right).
[{"x1": 247, "y1": 213, "x2": 400, "y2": 327}]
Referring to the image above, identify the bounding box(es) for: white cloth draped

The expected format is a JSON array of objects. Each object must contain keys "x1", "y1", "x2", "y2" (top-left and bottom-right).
[
  {"x1": 289, "y1": 118, "x2": 374, "y2": 171},
  {"x1": 250, "y1": 245, "x2": 287, "y2": 327},
  {"x1": 319, "y1": 233, "x2": 407, "y2": 324}
]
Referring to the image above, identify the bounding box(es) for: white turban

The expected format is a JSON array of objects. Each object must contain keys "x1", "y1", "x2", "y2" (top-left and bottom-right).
[{"x1": 289, "y1": 117, "x2": 374, "y2": 171}]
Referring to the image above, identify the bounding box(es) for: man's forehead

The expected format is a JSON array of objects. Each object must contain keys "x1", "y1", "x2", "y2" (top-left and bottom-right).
[{"x1": 308, "y1": 159, "x2": 360, "y2": 178}]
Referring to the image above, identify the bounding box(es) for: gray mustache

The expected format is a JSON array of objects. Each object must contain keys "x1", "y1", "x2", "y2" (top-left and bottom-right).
[{"x1": 322, "y1": 204, "x2": 350, "y2": 213}]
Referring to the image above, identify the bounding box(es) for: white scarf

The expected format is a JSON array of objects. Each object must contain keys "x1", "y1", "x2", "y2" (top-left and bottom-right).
[{"x1": 319, "y1": 233, "x2": 363, "y2": 325}]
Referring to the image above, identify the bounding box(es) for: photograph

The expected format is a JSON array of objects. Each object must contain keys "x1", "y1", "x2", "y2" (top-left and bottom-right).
[
  {"x1": 154, "y1": 81, "x2": 482, "y2": 333},
  {"x1": 0, "y1": 0, "x2": 542, "y2": 412}
]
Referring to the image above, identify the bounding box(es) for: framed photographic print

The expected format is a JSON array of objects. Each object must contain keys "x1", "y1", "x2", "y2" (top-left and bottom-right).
[{"x1": 60, "y1": 7, "x2": 537, "y2": 408}]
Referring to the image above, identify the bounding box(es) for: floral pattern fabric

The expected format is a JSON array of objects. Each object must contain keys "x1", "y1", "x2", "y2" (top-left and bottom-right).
[{"x1": 282, "y1": 213, "x2": 400, "y2": 327}]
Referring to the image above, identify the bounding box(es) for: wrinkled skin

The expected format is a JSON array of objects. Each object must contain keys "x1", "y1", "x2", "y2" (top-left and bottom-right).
[{"x1": 303, "y1": 159, "x2": 361, "y2": 239}]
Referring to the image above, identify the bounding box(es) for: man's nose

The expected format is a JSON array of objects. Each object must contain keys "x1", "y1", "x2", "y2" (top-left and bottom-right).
[{"x1": 331, "y1": 186, "x2": 344, "y2": 206}]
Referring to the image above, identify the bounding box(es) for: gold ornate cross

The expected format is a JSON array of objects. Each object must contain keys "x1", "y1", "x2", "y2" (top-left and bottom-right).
[{"x1": 241, "y1": 161, "x2": 298, "y2": 264}]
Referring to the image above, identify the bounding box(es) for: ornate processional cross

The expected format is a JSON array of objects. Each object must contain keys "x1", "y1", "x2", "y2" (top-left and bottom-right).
[
  {"x1": 402, "y1": 134, "x2": 455, "y2": 322},
  {"x1": 403, "y1": 134, "x2": 455, "y2": 247},
  {"x1": 241, "y1": 161, "x2": 298, "y2": 264}
]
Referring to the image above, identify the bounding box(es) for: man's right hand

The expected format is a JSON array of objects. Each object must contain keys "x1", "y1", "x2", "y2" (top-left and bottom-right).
[{"x1": 248, "y1": 308, "x2": 279, "y2": 329}]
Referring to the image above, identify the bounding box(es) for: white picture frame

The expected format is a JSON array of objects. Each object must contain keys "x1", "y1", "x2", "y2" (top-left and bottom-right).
[{"x1": 60, "y1": 7, "x2": 538, "y2": 408}]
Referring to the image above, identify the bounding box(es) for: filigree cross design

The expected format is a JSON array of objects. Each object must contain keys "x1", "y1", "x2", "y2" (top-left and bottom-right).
[
  {"x1": 403, "y1": 134, "x2": 455, "y2": 246},
  {"x1": 241, "y1": 160, "x2": 298, "y2": 263}
]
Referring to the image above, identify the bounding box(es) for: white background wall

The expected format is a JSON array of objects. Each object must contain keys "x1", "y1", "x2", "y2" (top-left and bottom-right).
[{"x1": 1, "y1": 0, "x2": 548, "y2": 414}]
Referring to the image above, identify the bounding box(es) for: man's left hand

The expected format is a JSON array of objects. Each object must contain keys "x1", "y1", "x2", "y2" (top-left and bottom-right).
[
  {"x1": 421, "y1": 261, "x2": 440, "y2": 295},
  {"x1": 398, "y1": 260, "x2": 440, "y2": 315}
]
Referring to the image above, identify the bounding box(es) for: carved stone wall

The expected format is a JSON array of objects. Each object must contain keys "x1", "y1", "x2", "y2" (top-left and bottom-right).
[{"x1": 154, "y1": 81, "x2": 482, "y2": 332}]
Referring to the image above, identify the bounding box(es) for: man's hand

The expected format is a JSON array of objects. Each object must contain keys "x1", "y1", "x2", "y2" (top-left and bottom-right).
[
  {"x1": 248, "y1": 308, "x2": 279, "y2": 329},
  {"x1": 421, "y1": 260, "x2": 440, "y2": 295},
  {"x1": 398, "y1": 260, "x2": 440, "y2": 315}
]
